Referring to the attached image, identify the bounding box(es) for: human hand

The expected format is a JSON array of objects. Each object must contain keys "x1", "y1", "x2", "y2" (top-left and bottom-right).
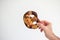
[
  {"x1": 37, "y1": 20, "x2": 53, "y2": 39},
  {"x1": 37, "y1": 20, "x2": 60, "y2": 40}
]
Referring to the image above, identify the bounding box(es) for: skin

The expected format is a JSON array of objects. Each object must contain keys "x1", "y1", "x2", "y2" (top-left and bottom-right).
[{"x1": 37, "y1": 20, "x2": 60, "y2": 40}]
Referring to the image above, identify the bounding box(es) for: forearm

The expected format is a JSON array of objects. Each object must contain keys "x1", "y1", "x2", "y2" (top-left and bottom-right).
[{"x1": 48, "y1": 33, "x2": 60, "y2": 40}]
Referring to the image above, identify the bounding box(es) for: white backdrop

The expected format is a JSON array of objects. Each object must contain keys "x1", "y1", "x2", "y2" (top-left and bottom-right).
[{"x1": 0, "y1": 0, "x2": 60, "y2": 40}]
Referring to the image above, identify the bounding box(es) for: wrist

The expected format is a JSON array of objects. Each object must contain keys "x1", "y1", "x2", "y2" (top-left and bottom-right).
[{"x1": 49, "y1": 33, "x2": 59, "y2": 40}]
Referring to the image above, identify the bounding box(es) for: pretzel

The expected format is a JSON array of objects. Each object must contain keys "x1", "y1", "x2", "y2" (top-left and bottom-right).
[{"x1": 23, "y1": 11, "x2": 40, "y2": 29}]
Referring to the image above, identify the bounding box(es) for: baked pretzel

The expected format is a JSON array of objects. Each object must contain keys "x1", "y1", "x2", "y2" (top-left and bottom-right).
[{"x1": 23, "y1": 11, "x2": 40, "y2": 29}]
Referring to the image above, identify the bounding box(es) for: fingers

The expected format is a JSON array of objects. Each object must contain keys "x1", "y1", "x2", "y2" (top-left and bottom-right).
[
  {"x1": 37, "y1": 23, "x2": 46, "y2": 29},
  {"x1": 37, "y1": 23, "x2": 50, "y2": 32},
  {"x1": 37, "y1": 20, "x2": 52, "y2": 32},
  {"x1": 40, "y1": 20, "x2": 51, "y2": 27},
  {"x1": 39, "y1": 25, "x2": 43, "y2": 32}
]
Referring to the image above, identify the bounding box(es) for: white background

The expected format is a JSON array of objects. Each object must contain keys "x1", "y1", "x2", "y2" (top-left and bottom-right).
[{"x1": 0, "y1": 0, "x2": 60, "y2": 40}]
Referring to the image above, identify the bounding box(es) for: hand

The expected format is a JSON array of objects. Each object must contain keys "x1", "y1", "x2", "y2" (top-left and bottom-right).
[
  {"x1": 37, "y1": 20, "x2": 60, "y2": 40},
  {"x1": 37, "y1": 20, "x2": 53, "y2": 38}
]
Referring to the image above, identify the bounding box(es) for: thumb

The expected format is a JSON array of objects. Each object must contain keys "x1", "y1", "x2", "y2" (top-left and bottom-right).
[
  {"x1": 40, "y1": 23, "x2": 46, "y2": 29},
  {"x1": 37, "y1": 23, "x2": 45, "y2": 29}
]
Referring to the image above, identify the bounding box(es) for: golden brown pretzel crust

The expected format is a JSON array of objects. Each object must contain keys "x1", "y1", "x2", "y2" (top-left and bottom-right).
[{"x1": 23, "y1": 11, "x2": 40, "y2": 29}]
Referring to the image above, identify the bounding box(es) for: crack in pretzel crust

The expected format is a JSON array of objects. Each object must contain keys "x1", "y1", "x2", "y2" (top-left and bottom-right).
[{"x1": 23, "y1": 11, "x2": 40, "y2": 29}]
